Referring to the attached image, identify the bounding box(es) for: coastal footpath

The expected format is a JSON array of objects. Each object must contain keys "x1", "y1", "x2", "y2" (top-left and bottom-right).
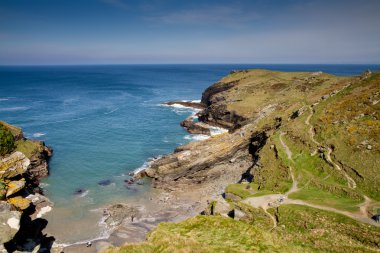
[
  {"x1": 0, "y1": 121, "x2": 53, "y2": 252},
  {"x1": 109, "y1": 69, "x2": 380, "y2": 252}
]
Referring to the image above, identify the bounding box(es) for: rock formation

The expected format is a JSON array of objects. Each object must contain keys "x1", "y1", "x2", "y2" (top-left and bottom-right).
[{"x1": 0, "y1": 121, "x2": 53, "y2": 250}]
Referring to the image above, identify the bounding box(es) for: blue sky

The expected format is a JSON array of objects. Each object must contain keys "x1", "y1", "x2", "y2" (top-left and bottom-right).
[{"x1": 1, "y1": 0, "x2": 379, "y2": 65}]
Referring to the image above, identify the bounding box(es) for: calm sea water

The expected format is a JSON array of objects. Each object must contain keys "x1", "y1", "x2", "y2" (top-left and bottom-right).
[{"x1": 0, "y1": 64, "x2": 379, "y2": 242}]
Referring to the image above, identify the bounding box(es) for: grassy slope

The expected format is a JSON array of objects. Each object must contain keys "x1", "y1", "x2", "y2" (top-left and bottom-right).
[
  {"x1": 312, "y1": 74, "x2": 380, "y2": 200},
  {"x1": 106, "y1": 205, "x2": 380, "y2": 253}
]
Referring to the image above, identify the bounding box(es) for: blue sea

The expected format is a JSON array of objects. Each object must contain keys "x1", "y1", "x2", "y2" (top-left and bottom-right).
[{"x1": 0, "y1": 64, "x2": 379, "y2": 243}]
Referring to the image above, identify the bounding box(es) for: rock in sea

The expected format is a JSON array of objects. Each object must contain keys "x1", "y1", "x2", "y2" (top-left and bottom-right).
[{"x1": 98, "y1": 179, "x2": 113, "y2": 186}]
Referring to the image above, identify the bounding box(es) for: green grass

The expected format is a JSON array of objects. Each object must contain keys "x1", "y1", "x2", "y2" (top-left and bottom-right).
[
  {"x1": 272, "y1": 204, "x2": 380, "y2": 252},
  {"x1": 225, "y1": 183, "x2": 257, "y2": 199},
  {"x1": 250, "y1": 134, "x2": 292, "y2": 195},
  {"x1": 105, "y1": 215, "x2": 286, "y2": 253},
  {"x1": 107, "y1": 205, "x2": 380, "y2": 253},
  {"x1": 289, "y1": 188, "x2": 362, "y2": 212}
]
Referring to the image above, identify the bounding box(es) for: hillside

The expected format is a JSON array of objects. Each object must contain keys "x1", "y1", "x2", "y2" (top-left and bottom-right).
[{"x1": 111, "y1": 69, "x2": 379, "y2": 252}]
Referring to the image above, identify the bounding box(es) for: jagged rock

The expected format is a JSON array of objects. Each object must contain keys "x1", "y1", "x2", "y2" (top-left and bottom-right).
[
  {"x1": 0, "y1": 152, "x2": 30, "y2": 179},
  {"x1": 145, "y1": 124, "x2": 256, "y2": 189},
  {"x1": 233, "y1": 208, "x2": 246, "y2": 221},
  {"x1": 7, "y1": 196, "x2": 31, "y2": 210},
  {"x1": 0, "y1": 201, "x2": 21, "y2": 244},
  {"x1": 21, "y1": 140, "x2": 53, "y2": 181},
  {"x1": 180, "y1": 116, "x2": 211, "y2": 135},
  {"x1": 213, "y1": 197, "x2": 232, "y2": 217},
  {"x1": 6, "y1": 180, "x2": 26, "y2": 197}
]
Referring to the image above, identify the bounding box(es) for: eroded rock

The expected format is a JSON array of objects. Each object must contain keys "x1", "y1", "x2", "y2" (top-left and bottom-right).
[
  {"x1": 6, "y1": 180, "x2": 26, "y2": 197},
  {"x1": 0, "y1": 152, "x2": 30, "y2": 179}
]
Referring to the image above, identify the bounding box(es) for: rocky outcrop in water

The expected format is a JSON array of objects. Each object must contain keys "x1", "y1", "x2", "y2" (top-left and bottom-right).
[{"x1": 180, "y1": 116, "x2": 211, "y2": 135}]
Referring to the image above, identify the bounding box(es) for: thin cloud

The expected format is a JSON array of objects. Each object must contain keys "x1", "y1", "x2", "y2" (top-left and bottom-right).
[
  {"x1": 147, "y1": 5, "x2": 262, "y2": 27},
  {"x1": 101, "y1": 0, "x2": 129, "y2": 11}
]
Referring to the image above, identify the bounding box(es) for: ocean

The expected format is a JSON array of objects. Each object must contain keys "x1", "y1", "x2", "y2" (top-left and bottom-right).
[{"x1": 0, "y1": 64, "x2": 379, "y2": 243}]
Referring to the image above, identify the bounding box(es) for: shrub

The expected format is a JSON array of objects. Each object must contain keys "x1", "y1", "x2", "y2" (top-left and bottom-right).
[{"x1": 0, "y1": 124, "x2": 15, "y2": 155}]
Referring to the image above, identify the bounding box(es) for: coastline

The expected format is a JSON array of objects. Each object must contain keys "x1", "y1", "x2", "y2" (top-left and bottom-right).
[{"x1": 58, "y1": 100, "x2": 231, "y2": 252}]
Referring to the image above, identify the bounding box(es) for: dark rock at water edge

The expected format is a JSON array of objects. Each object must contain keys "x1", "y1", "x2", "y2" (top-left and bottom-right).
[{"x1": 98, "y1": 179, "x2": 113, "y2": 186}]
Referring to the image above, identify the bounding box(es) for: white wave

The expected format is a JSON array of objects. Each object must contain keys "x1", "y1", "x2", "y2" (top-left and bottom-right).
[
  {"x1": 0, "y1": 106, "x2": 29, "y2": 112},
  {"x1": 77, "y1": 189, "x2": 90, "y2": 198},
  {"x1": 191, "y1": 100, "x2": 201, "y2": 103},
  {"x1": 104, "y1": 108, "x2": 119, "y2": 115},
  {"x1": 39, "y1": 182, "x2": 50, "y2": 188},
  {"x1": 33, "y1": 132, "x2": 46, "y2": 138},
  {"x1": 184, "y1": 134, "x2": 210, "y2": 141},
  {"x1": 133, "y1": 155, "x2": 162, "y2": 174},
  {"x1": 210, "y1": 126, "x2": 228, "y2": 136},
  {"x1": 160, "y1": 102, "x2": 201, "y2": 111},
  {"x1": 0, "y1": 98, "x2": 9, "y2": 101}
]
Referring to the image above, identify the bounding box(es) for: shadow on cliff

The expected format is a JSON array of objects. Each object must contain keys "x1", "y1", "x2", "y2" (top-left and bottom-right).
[{"x1": 4, "y1": 204, "x2": 55, "y2": 253}]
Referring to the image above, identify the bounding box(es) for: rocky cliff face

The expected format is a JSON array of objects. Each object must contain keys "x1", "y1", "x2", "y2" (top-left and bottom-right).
[
  {"x1": 0, "y1": 121, "x2": 53, "y2": 250},
  {"x1": 199, "y1": 79, "x2": 247, "y2": 129},
  {"x1": 145, "y1": 123, "x2": 254, "y2": 189}
]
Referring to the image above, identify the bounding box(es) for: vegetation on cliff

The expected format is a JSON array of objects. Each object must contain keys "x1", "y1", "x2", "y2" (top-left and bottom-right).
[{"x1": 0, "y1": 124, "x2": 15, "y2": 156}]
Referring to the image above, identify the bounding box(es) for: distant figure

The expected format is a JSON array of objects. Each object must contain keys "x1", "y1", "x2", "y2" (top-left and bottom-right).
[
  {"x1": 86, "y1": 242, "x2": 92, "y2": 247},
  {"x1": 372, "y1": 214, "x2": 380, "y2": 223}
]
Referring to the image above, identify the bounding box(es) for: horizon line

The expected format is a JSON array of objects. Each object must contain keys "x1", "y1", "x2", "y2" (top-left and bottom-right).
[{"x1": 1, "y1": 63, "x2": 380, "y2": 67}]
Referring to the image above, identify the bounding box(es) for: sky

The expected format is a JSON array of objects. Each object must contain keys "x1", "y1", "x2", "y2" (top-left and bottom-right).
[{"x1": 0, "y1": 0, "x2": 380, "y2": 65}]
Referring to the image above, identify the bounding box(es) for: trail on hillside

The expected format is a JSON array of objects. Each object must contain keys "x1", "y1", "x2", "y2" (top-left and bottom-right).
[
  {"x1": 305, "y1": 106, "x2": 357, "y2": 189},
  {"x1": 279, "y1": 132, "x2": 298, "y2": 195},
  {"x1": 284, "y1": 198, "x2": 379, "y2": 227}
]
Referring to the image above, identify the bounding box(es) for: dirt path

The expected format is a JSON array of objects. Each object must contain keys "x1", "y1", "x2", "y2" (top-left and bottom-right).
[
  {"x1": 359, "y1": 195, "x2": 371, "y2": 217},
  {"x1": 305, "y1": 106, "x2": 321, "y2": 147},
  {"x1": 325, "y1": 147, "x2": 357, "y2": 189},
  {"x1": 305, "y1": 106, "x2": 357, "y2": 189},
  {"x1": 284, "y1": 198, "x2": 380, "y2": 227},
  {"x1": 279, "y1": 132, "x2": 298, "y2": 195}
]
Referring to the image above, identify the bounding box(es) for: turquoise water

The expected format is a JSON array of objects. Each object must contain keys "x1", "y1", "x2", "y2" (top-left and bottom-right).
[{"x1": 0, "y1": 64, "x2": 379, "y2": 242}]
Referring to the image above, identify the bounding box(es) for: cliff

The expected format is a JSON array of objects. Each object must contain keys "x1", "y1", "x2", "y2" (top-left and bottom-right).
[
  {"x1": 122, "y1": 69, "x2": 380, "y2": 252},
  {"x1": 0, "y1": 121, "x2": 53, "y2": 251}
]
